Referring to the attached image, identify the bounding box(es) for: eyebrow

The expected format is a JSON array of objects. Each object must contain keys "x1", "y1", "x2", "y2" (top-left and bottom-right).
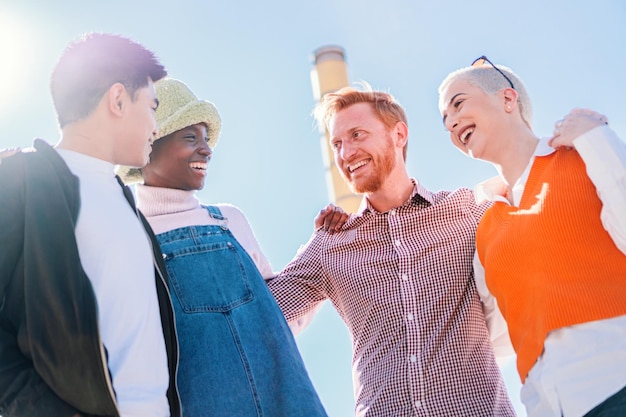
[
  {"x1": 329, "y1": 126, "x2": 359, "y2": 141},
  {"x1": 447, "y1": 92, "x2": 464, "y2": 107},
  {"x1": 442, "y1": 92, "x2": 465, "y2": 125}
]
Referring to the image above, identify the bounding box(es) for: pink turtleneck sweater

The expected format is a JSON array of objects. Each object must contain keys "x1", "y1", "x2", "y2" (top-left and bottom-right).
[{"x1": 135, "y1": 184, "x2": 273, "y2": 280}]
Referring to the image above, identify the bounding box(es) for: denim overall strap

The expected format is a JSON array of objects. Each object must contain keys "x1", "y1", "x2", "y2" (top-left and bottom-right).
[
  {"x1": 157, "y1": 205, "x2": 328, "y2": 417},
  {"x1": 202, "y1": 205, "x2": 228, "y2": 230}
]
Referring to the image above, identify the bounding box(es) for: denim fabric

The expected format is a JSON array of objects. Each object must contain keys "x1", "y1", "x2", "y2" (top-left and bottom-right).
[
  {"x1": 157, "y1": 206, "x2": 327, "y2": 417},
  {"x1": 584, "y1": 384, "x2": 626, "y2": 417}
]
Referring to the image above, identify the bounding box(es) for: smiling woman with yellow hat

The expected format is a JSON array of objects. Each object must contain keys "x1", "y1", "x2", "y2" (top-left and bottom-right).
[{"x1": 120, "y1": 78, "x2": 329, "y2": 416}]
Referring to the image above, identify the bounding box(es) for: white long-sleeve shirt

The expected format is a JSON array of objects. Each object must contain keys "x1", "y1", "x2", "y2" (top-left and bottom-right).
[{"x1": 474, "y1": 125, "x2": 626, "y2": 417}]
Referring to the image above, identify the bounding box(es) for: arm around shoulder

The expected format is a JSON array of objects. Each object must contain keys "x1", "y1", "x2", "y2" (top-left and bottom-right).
[
  {"x1": 266, "y1": 232, "x2": 328, "y2": 325},
  {"x1": 574, "y1": 125, "x2": 626, "y2": 254},
  {"x1": 473, "y1": 252, "x2": 515, "y2": 358}
]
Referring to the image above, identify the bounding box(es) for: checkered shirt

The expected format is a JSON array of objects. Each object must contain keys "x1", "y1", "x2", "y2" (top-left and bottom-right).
[{"x1": 268, "y1": 181, "x2": 515, "y2": 417}]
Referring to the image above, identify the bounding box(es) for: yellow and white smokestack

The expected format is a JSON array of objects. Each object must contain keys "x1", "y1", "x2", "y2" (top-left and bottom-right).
[{"x1": 310, "y1": 45, "x2": 362, "y2": 213}]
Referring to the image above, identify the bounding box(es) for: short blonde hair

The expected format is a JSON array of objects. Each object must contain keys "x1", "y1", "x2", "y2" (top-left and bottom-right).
[{"x1": 438, "y1": 64, "x2": 533, "y2": 129}]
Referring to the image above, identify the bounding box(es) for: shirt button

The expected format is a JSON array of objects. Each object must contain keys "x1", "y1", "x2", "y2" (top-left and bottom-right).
[
  {"x1": 390, "y1": 209, "x2": 396, "y2": 216},
  {"x1": 409, "y1": 355, "x2": 417, "y2": 363},
  {"x1": 401, "y1": 274, "x2": 408, "y2": 281},
  {"x1": 407, "y1": 313, "x2": 414, "y2": 321},
  {"x1": 395, "y1": 239, "x2": 401, "y2": 246},
  {"x1": 415, "y1": 400, "x2": 422, "y2": 408}
]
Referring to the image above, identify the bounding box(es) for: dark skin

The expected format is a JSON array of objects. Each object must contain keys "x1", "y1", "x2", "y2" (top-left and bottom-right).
[
  {"x1": 140, "y1": 122, "x2": 348, "y2": 232},
  {"x1": 141, "y1": 123, "x2": 211, "y2": 190},
  {"x1": 65, "y1": 126, "x2": 343, "y2": 417}
]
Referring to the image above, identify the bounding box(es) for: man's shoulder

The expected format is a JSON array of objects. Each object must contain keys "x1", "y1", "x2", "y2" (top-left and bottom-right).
[
  {"x1": 1, "y1": 139, "x2": 56, "y2": 167},
  {"x1": 0, "y1": 139, "x2": 76, "y2": 196},
  {"x1": 429, "y1": 186, "x2": 476, "y2": 204}
]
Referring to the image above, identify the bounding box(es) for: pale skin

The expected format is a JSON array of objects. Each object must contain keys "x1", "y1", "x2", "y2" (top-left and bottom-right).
[
  {"x1": 0, "y1": 147, "x2": 20, "y2": 165},
  {"x1": 0, "y1": 103, "x2": 390, "y2": 233},
  {"x1": 329, "y1": 102, "x2": 413, "y2": 213},
  {"x1": 549, "y1": 107, "x2": 608, "y2": 148},
  {"x1": 314, "y1": 102, "x2": 414, "y2": 230},
  {"x1": 314, "y1": 203, "x2": 349, "y2": 233},
  {"x1": 441, "y1": 79, "x2": 538, "y2": 202},
  {"x1": 0, "y1": 79, "x2": 158, "y2": 417},
  {"x1": 56, "y1": 78, "x2": 159, "y2": 168},
  {"x1": 440, "y1": 78, "x2": 607, "y2": 203}
]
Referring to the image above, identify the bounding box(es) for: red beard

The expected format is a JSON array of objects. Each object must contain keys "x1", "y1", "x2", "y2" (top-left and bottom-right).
[{"x1": 341, "y1": 135, "x2": 396, "y2": 194}]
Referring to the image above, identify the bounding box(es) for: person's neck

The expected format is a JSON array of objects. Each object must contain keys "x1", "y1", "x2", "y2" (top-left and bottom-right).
[
  {"x1": 493, "y1": 128, "x2": 539, "y2": 197},
  {"x1": 56, "y1": 121, "x2": 111, "y2": 163},
  {"x1": 365, "y1": 170, "x2": 414, "y2": 213}
]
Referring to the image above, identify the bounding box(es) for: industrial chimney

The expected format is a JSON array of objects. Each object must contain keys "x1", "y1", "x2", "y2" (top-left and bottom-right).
[{"x1": 310, "y1": 45, "x2": 362, "y2": 213}]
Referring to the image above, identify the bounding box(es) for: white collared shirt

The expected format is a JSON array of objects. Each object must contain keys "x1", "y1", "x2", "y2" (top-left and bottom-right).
[{"x1": 473, "y1": 125, "x2": 626, "y2": 417}]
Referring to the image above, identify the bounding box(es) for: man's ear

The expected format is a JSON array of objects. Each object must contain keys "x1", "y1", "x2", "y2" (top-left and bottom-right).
[
  {"x1": 394, "y1": 121, "x2": 409, "y2": 148},
  {"x1": 107, "y1": 82, "x2": 127, "y2": 116}
]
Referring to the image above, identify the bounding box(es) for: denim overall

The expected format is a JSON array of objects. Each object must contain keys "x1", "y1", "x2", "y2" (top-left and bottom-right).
[{"x1": 156, "y1": 206, "x2": 327, "y2": 417}]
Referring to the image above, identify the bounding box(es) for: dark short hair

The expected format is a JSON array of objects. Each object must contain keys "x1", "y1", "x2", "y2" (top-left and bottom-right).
[{"x1": 50, "y1": 32, "x2": 167, "y2": 127}]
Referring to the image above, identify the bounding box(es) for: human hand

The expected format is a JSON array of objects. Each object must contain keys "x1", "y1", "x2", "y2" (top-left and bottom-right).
[
  {"x1": 549, "y1": 108, "x2": 608, "y2": 149},
  {"x1": 0, "y1": 147, "x2": 20, "y2": 164},
  {"x1": 314, "y1": 203, "x2": 348, "y2": 233}
]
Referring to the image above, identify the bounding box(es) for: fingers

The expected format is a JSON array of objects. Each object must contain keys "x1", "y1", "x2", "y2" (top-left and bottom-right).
[
  {"x1": 553, "y1": 118, "x2": 564, "y2": 137},
  {"x1": 0, "y1": 147, "x2": 21, "y2": 165},
  {"x1": 324, "y1": 211, "x2": 348, "y2": 233},
  {"x1": 316, "y1": 203, "x2": 347, "y2": 233},
  {"x1": 313, "y1": 205, "x2": 333, "y2": 230},
  {"x1": 0, "y1": 147, "x2": 21, "y2": 157},
  {"x1": 551, "y1": 108, "x2": 608, "y2": 149}
]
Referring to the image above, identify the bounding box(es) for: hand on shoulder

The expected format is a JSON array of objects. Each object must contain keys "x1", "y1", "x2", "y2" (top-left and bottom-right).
[
  {"x1": 314, "y1": 203, "x2": 349, "y2": 233},
  {"x1": 0, "y1": 147, "x2": 21, "y2": 165},
  {"x1": 549, "y1": 108, "x2": 608, "y2": 149}
]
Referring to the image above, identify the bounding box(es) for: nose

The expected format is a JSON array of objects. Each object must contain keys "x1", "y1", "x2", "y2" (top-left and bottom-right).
[
  {"x1": 339, "y1": 140, "x2": 357, "y2": 161},
  {"x1": 444, "y1": 114, "x2": 458, "y2": 132},
  {"x1": 198, "y1": 140, "x2": 212, "y2": 157}
]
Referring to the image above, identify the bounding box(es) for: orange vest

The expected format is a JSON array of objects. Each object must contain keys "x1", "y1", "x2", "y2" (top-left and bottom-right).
[{"x1": 476, "y1": 148, "x2": 626, "y2": 382}]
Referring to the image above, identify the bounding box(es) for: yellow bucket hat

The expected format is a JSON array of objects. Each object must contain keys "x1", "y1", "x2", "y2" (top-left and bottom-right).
[{"x1": 117, "y1": 78, "x2": 221, "y2": 183}]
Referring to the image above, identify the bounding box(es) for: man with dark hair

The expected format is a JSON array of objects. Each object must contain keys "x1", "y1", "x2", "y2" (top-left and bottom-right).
[{"x1": 0, "y1": 33, "x2": 181, "y2": 417}]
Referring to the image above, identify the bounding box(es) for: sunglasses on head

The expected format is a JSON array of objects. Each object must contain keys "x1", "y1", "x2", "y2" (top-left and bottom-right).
[{"x1": 471, "y1": 55, "x2": 515, "y2": 89}]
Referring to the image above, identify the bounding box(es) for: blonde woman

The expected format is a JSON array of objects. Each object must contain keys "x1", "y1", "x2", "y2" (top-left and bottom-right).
[{"x1": 439, "y1": 57, "x2": 626, "y2": 417}]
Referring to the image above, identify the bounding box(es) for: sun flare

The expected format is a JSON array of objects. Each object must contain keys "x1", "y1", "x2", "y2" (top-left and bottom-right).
[{"x1": 0, "y1": 11, "x2": 37, "y2": 114}]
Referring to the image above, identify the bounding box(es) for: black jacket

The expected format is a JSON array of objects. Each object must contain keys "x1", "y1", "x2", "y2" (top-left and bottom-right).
[{"x1": 0, "y1": 139, "x2": 181, "y2": 417}]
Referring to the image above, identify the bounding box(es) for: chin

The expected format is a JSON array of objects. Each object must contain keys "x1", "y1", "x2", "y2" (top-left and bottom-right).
[{"x1": 136, "y1": 153, "x2": 151, "y2": 168}]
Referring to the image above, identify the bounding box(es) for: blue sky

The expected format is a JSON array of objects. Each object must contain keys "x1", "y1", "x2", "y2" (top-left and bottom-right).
[{"x1": 2, "y1": 1, "x2": 625, "y2": 415}]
